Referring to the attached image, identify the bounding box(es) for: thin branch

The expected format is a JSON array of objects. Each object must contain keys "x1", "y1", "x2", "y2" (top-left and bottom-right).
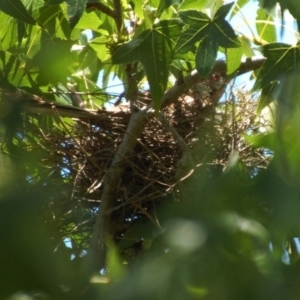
[
  {"x1": 86, "y1": 1, "x2": 123, "y2": 32},
  {"x1": 113, "y1": 0, "x2": 123, "y2": 32},
  {"x1": 86, "y1": 2, "x2": 115, "y2": 19}
]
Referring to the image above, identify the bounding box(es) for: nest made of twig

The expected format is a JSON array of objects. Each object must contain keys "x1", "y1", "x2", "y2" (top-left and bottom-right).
[{"x1": 17, "y1": 81, "x2": 271, "y2": 251}]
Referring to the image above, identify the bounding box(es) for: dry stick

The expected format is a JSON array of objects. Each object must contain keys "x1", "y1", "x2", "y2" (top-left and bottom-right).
[{"x1": 86, "y1": 57, "x2": 267, "y2": 272}]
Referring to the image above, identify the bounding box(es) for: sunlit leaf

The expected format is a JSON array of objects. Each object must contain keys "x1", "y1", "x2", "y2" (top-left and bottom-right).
[
  {"x1": 230, "y1": 0, "x2": 250, "y2": 19},
  {"x1": 179, "y1": 0, "x2": 209, "y2": 11},
  {"x1": 240, "y1": 36, "x2": 254, "y2": 57},
  {"x1": 89, "y1": 37, "x2": 110, "y2": 62},
  {"x1": 226, "y1": 46, "x2": 243, "y2": 75},
  {"x1": 256, "y1": 8, "x2": 277, "y2": 44},
  {"x1": 30, "y1": 36, "x2": 75, "y2": 85}
]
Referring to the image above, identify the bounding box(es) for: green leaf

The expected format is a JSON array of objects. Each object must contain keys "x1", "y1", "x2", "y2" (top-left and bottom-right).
[
  {"x1": 0, "y1": 0, "x2": 36, "y2": 25},
  {"x1": 244, "y1": 132, "x2": 275, "y2": 152},
  {"x1": 240, "y1": 36, "x2": 254, "y2": 57},
  {"x1": 253, "y1": 43, "x2": 300, "y2": 90},
  {"x1": 38, "y1": 3, "x2": 71, "y2": 39},
  {"x1": 30, "y1": 36, "x2": 75, "y2": 85},
  {"x1": 89, "y1": 37, "x2": 110, "y2": 62},
  {"x1": 47, "y1": 0, "x2": 65, "y2": 4},
  {"x1": 175, "y1": 10, "x2": 211, "y2": 54},
  {"x1": 157, "y1": 0, "x2": 181, "y2": 15},
  {"x1": 214, "y1": 2, "x2": 234, "y2": 20},
  {"x1": 226, "y1": 46, "x2": 243, "y2": 75},
  {"x1": 130, "y1": 0, "x2": 144, "y2": 19},
  {"x1": 230, "y1": 0, "x2": 250, "y2": 19},
  {"x1": 257, "y1": 81, "x2": 280, "y2": 112},
  {"x1": 176, "y1": 6, "x2": 240, "y2": 56},
  {"x1": 106, "y1": 240, "x2": 125, "y2": 281},
  {"x1": 75, "y1": 11, "x2": 102, "y2": 31},
  {"x1": 179, "y1": 0, "x2": 224, "y2": 13},
  {"x1": 66, "y1": 0, "x2": 87, "y2": 30},
  {"x1": 112, "y1": 19, "x2": 182, "y2": 111},
  {"x1": 196, "y1": 35, "x2": 218, "y2": 77},
  {"x1": 179, "y1": 0, "x2": 209, "y2": 11},
  {"x1": 211, "y1": 19, "x2": 240, "y2": 48},
  {"x1": 256, "y1": 8, "x2": 277, "y2": 44}
]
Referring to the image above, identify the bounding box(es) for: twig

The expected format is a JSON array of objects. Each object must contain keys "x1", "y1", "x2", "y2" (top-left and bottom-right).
[{"x1": 86, "y1": 2, "x2": 115, "y2": 19}]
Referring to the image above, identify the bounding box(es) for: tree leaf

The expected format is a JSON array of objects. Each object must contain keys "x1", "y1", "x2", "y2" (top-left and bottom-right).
[
  {"x1": 0, "y1": 0, "x2": 36, "y2": 25},
  {"x1": 30, "y1": 36, "x2": 75, "y2": 85},
  {"x1": 157, "y1": 0, "x2": 181, "y2": 15},
  {"x1": 212, "y1": 19, "x2": 240, "y2": 48},
  {"x1": 226, "y1": 46, "x2": 243, "y2": 75},
  {"x1": 253, "y1": 43, "x2": 300, "y2": 90},
  {"x1": 214, "y1": 1, "x2": 234, "y2": 20},
  {"x1": 230, "y1": 0, "x2": 250, "y2": 19},
  {"x1": 176, "y1": 5, "x2": 240, "y2": 57},
  {"x1": 240, "y1": 36, "x2": 254, "y2": 57},
  {"x1": 257, "y1": 81, "x2": 279, "y2": 112},
  {"x1": 196, "y1": 35, "x2": 218, "y2": 77},
  {"x1": 66, "y1": 0, "x2": 87, "y2": 30},
  {"x1": 112, "y1": 19, "x2": 182, "y2": 111},
  {"x1": 256, "y1": 8, "x2": 277, "y2": 44},
  {"x1": 179, "y1": 0, "x2": 209, "y2": 11},
  {"x1": 47, "y1": 0, "x2": 65, "y2": 4},
  {"x1": 175, "y1": 10, "x2": 211, "y2": 54}
]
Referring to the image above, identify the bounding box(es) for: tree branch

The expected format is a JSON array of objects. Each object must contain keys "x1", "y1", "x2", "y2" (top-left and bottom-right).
[
  {"x1": 162, "y1": 57, "x2": 266, "y2": 107},
  {"x1": 86, "y1": 2, "x2": 115, "y2": 19},
  {"x1": 86, "y1": 108, "x2": 152, "y2": 272},
  {"x1": 113, "y1": 0, "x2": 123, "y2": 32},
  {"x1": 86, "y1": 1, "x2": 123, "y2": 32}
]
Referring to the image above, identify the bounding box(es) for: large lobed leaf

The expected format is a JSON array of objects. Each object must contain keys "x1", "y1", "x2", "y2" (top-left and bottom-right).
[
  {"x1": 0, "y1": 0, "x2": 36, "y2": 25},
  {"x1": 176, "y1": 2, "x2": 240, "y2": 77},
  {"x1": 112, "y1": 19, "x2": 182, "y2": 111}
]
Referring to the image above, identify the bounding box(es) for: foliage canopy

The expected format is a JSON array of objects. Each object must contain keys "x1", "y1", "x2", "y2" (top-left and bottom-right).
[{"x1": 1, "y1": 0, "x2": 300, "y2": 299}]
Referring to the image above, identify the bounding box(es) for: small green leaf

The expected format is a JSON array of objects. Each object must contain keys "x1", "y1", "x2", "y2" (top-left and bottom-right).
[
  {"x1": 0, "y1": 0, "x2": 36, "y2": 25},
  {"x1": 196, "y1": 35, "x2": 218, "y2": 77},
  {"x1": 66, "y1": 0, "x2": 87, "y2": 30},
  {"x1": 106, "y1": 240, "x2": 125, "y2": 281},
  {"x1": 89, "y1": 37, "x2": 110, "y2": 61},
  {"x1": 75, "y1": 11, "x2": 102, "y2": 31},
  {"x1": 257, "y1": 81, "x2": 279, "y2": 112},
  {"x1": 226, "y1": 46, "x2": 243, "y2": 75},
  {"x1": 240, "y1": 36, "x2": 254, "y2": 57},
  {"x1": 179, "y1": 0, "x2": 209, "y2": 11},
  {"x1": 230, "y1": 0, "x2": 250, "y2": 19},
  {"x1": 256, "y1": 8, "x2": 277, "y2": 44}
]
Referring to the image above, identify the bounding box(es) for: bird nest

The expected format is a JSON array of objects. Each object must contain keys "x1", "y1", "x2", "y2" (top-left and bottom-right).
[{"x1": 15, "y1": 79, "x2": 271, "y2": 251}]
